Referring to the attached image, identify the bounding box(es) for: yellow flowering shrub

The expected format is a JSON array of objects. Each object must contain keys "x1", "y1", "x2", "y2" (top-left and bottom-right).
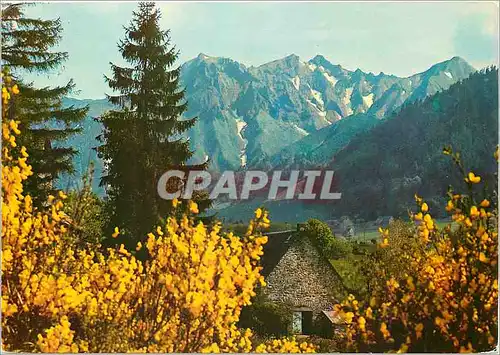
[
  {"x1": 335, "y1": 148, "x2": 498, "y2": 352},
  {"x1": 1, "y1": 72, "x2": 316, "y2": 353},
  {"x1": 254, "y1": 337, "x2": 318, "y2": 353}
]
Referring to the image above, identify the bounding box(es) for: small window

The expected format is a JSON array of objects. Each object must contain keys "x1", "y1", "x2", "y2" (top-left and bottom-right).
[
  {"x1": 292, "y1": 311, "x2": 302, "y2": 334},
  {"x1": 292, "y1": 310, "x2": 313, "y2": 335}
]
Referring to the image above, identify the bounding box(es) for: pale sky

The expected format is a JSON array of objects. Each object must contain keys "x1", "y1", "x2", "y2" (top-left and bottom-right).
[{"x1": 22, "y1": 1, "x2": 500, "y2": 99}]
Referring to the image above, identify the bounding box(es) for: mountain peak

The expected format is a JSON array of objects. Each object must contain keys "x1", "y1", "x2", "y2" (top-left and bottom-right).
[
  {"x1": 311, "y1": 54, "x2": 327, "y2": 62},
  {"x1": 411, "y1": 56, "x2": 475, "y2": 82},
  {"x1": 437, "y1": 56, "x2": 474, "y2": 70},
  {"x1": 182, "y1": 53, "x2": 219, "y2": 68},
  {"x1": 308, "y1": 54, "x2": 345, "y2": 76},
  {"x1": 189, "y1": 53, "x2": 236, "y2": 66},
  {"x1": 309, "y1": 54, "x2": 331, "y2": 66},
  {"x1": 257, "y1": 54, "x2": 301, "y2": 71},
  {"x1": 283, "y1": 53, "x2": 300, "y2": 64},
  {"x1": 197, "y1": 52, "x2": 210, "y2": 59},
  {"x1": 450, "y1": 56, "x2": 467, "y2": 63},
  {"x1": 445, "y1": 56, "x2": 472, "y2": 68}
]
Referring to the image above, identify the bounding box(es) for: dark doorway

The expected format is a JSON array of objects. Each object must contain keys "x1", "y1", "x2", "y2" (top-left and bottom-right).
[{"x1": 302, "y1": 311, "x2": 313, "y2": 335}]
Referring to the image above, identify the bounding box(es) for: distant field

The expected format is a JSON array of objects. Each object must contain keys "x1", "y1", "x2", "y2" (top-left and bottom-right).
[
  {"x1": 350, "y1": 218, "x2": 454, "y2": 242},
  {"x1": 351, "y1": 229, "x2": 379, "y2": 242}
]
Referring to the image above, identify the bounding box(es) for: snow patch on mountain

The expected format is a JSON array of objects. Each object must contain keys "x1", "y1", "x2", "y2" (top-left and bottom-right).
[
  {"x1": 444, "y1": 71, "x2": 453, "y2": 79},
  {"x1": 306, "y1": 99, "x2": 320, "y2": 112},
  {"x1": 362, "y1": 93, "x2": 374, "y2": 108},
  {"x1": 290, "y1": 76, "x2": 300, "y2": 90},
  {"x1": 292, "y1": 123, "x2": 309, "y2": 136},
  {"x1": 235, "y1": 118, "x2": 247, "y2": 140},
  {"x1": 310, "y1": 88, "x2": 324, "y2": 107},
  {"x1": 318, "y1": 112, "x2": 332, "y2": 126},
  {"x1": 307, "y1": 95, "x2": 330, "y2": 124},
  {"x1": 235, "y1": 118, "x2": 248, "y2": 167},
  {"x1": 342, "y1": 87, "x2": 354, "y2": 115},
  {"x1": 331, "y1": 111, "x2": 342, "y2": 121},
  {"x1": 307, "y1": 63, "x2": 317, "y2": 71},
  {"x1": 323, "y1": 72, "x2": 338, "y2": 87}
]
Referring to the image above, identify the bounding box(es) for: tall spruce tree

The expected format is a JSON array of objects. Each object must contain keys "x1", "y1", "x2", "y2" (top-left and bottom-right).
[
  {"x1": 98, "y1": 2, "x2": 209, "y2": 247},
  {"x1": 1, "y1": 3, "x2": 88, "y2": 204}
]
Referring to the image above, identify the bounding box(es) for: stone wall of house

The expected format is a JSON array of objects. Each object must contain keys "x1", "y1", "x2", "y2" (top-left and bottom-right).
[{"x1": 262, "y1": 236, "x2": 344, "y2": 318}]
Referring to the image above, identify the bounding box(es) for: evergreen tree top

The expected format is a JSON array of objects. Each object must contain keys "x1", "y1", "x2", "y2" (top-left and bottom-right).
[
  {"x1": 1, "y1": 3, "x2": 68, "y2": 73},
  {"x1": 105, "y1": 2, "x2": 189, "y2": 126}
]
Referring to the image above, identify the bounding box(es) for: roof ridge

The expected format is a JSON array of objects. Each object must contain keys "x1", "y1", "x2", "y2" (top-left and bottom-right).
[{"x1": 264, "y1": 229, "x2": 296, "y2": 235}]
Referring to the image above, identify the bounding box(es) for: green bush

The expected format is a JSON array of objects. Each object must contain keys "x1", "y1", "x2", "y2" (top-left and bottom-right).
[
  {"x1": 238, "y1": 301, "x2": 292, "y2": 337},
  {"x1": 63, "y1": 165, "x2": 107, "y2": 247},
  {"x1": 302, "y1": 219, "x2": 353, "y2": 259}
]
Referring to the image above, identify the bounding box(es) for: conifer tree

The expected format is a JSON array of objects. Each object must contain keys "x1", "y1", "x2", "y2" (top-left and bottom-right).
[
  {"x1": 1, "y1": 3, "x2": 88, "y2": 203},
  {"x1": 98, "y1": 2, "x2": 209, "y2": 247}
]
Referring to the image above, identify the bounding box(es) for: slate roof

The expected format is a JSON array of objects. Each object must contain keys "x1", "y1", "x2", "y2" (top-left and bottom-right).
[
  {"x1": 260, "y1": 230, "x2": 296, "y2": 277},
  {"x1": 321, "y1": 310, "x2": 346, "y2": 325}
]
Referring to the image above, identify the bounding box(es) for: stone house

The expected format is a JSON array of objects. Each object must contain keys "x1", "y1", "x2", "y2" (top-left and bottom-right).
[{"x1": 259, "y1": 227, "x2": 346, "y2": 335}]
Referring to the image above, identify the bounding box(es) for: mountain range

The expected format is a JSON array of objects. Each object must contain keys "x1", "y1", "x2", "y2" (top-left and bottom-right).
[
  {"x1": 57, "y1": 54, "x2": 485, "y2": 220},
  {"x1": 181, "y1": 53, "x2": 475, "y2": 171},
  {"x1": 213, "y1": 67, "x2": 498, "y2": 222}
]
